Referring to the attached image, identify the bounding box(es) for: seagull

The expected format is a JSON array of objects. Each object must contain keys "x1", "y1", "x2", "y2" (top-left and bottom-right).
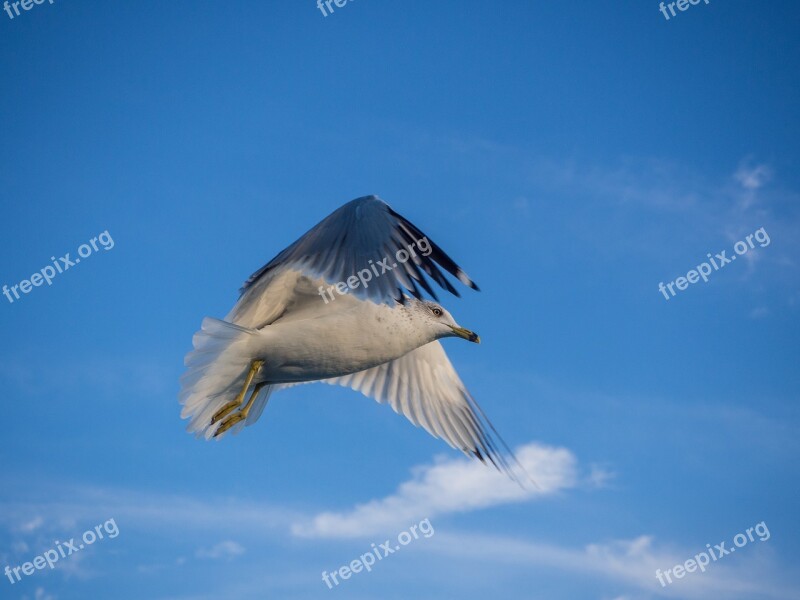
[{"x1": 179, "y1": 195, "x2": 522, "y2": 477}]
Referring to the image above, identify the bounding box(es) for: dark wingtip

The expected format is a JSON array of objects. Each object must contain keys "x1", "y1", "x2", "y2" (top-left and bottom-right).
[
  {"x1": 386, "y1": 206, "x2": 480, "y2": 300},
  {"x1": 457, "y1": 271, "x2": 480, "y2": 291}
]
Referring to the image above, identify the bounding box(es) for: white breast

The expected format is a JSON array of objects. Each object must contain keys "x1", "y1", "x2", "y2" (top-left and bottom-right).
[{"x1": 251, "y1": 296, "x2": 431, "y2": 383}]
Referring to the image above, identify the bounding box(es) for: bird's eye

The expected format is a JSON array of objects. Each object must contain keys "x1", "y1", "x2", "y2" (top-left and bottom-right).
[{"x1": 431, "y1": 307, "x2": 443, "y2": 317}]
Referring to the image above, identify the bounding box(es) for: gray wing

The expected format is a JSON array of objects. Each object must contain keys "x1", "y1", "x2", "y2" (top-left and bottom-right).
[
  {"x1": 322, "y1": 341, "x2": 520, "y2": 478},
  {"x1": 227, "y1": 195, "x2": 478, "y2": 328}
]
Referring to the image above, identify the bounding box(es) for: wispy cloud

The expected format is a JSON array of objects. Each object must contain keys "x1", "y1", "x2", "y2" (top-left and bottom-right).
[
  {"x1": 2, "y1": 457, "x2": 794, "y2": 599},
  {"x1": 20, "y1": 588, "x2": 57, "y2": 600},
  {"x1": 735, "y1": 160, "x2": 773, "y2": 192},
  {"x1": 0, "y1": 484, "x2": 297, "y2": 542},
  {"x1": 292, "y1": 442, "x2": 578, "y2": 538},
  {"x1": 195, "y1": 540, "x2": 245, "y2": 560},
  {"x1": 16, "y1": 516, "x2": 45, "y2": 534},
  {"x1": 0, "y1": 356, "x2": 172, "y2": 398},
  {"x1": 0, "y1": 484, "x2": 295, "y2": 585},
  {"x1": 416, "y1": 128, "x2": 798, "y2": 295},
  {"x1": 428, "y1": 530, "x2": 793, "y2": 600}
]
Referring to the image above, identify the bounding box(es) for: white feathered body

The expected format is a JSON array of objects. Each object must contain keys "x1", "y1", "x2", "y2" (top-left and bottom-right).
[
  {"x1": 179, "y1": 289, "x2": 438, "y2": 438},
  {"x1": 250, "y1": 299, "x2": 434, "y2": 382}
]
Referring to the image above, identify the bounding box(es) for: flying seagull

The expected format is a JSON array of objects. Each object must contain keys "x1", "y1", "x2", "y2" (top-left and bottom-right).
[{"x1": 179, "y1": 195, "x2": 522, "y2": 477}]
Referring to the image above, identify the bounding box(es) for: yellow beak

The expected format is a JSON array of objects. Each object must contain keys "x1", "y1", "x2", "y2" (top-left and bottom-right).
[{"x1": 449, "y1": 326, "x2": 481, "y2": 344}]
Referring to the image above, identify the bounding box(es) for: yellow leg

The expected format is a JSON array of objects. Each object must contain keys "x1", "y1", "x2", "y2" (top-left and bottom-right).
[
  {"x1": 214, "y1": 381, "x2": 268, "y2": 437},
  {"x1": 210, "y1": 360, "x2": 264, "y2": 426}
]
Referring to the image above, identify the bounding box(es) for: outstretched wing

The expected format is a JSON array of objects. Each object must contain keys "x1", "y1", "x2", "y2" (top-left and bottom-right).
[
  {"x1": 322, "y1": 341, "x2": 521, "y2": 479},
  {"x1": 227, "y1": 195, "x2": 478, "y2": 329}
]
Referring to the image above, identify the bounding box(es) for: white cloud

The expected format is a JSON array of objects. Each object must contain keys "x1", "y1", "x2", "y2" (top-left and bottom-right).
[
  {"x1": 195, "y1": 540, "x2": 245, "y2": 560},
  {"x1": 20, "y1": 588, "x2": 56, "y2": 600},
  {"x1": 587, "y1": 464, "x2": 615, "y2": 488},
  {"x1": 0, "y1": 485, "x2": 297, "y2": 540},
  {"x1": 429, "y1": 531, "x2": 793, "y2": 600},
  {"x1": 735, "y1": 162, "x2": 773, "y2": 191},
  {"x1": 16, "y1": 516, "x2": 44, "y2": 533},
  {"x1": 292, "y1": 442, "x2": 578, "y2": 538},
  {"x1": 2, "y1": 455, "x2": 794, "y2": 600}
]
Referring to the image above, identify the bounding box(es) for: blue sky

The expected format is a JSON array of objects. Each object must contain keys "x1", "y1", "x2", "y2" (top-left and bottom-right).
[{"x1": 1, "y1": 1, "x2": 799, "y2": 599}]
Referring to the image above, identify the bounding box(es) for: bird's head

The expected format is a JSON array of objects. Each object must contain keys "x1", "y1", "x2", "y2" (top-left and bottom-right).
[{"x1": 412, "y1": 299, "x2": 480, "y2": 344}]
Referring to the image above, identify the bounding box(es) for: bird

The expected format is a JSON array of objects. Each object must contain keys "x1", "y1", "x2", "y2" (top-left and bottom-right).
[{"x1": 179, "y1": 195, "x2": 522, "y2": 478}]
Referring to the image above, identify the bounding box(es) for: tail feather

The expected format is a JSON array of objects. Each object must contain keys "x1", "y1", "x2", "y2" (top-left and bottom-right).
[{"x1": 179, "y1": 317, "x2": 265, "y2": 440}]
